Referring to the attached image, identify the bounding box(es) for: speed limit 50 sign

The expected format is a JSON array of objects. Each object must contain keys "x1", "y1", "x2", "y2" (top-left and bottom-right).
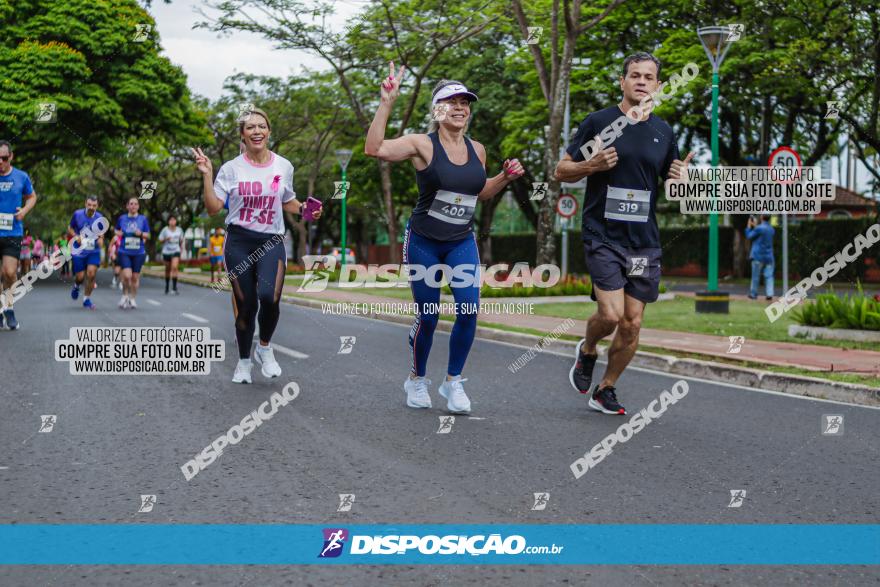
[{"x1": 556, "y1": 193, "x2": 578, "y2": 218}]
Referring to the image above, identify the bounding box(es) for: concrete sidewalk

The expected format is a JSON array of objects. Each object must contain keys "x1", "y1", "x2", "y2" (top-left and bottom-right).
[{"x1": 146, "y1": 268, "x2": 880, "y2": 376}]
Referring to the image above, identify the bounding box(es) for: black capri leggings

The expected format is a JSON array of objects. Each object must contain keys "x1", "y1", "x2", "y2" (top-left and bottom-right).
[{"x1": 223, "y1": 225, "x2": 287, "y2": 359}]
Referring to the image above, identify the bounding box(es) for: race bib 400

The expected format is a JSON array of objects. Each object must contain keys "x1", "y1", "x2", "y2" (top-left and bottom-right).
[{"x1": 427, "y1": 190, "x2": 478, "y2": 225}]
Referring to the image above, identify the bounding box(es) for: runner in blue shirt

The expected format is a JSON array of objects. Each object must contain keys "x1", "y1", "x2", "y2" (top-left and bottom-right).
[
  {"x1": 0, "y1": 140, "x2": 38, "y2": 330},
  {"x1": 114, "y1": 197, "x2": 151, "y2": 310},
  {"x1": 68, "y1": 196, "x2": 107, "y2": 310}
]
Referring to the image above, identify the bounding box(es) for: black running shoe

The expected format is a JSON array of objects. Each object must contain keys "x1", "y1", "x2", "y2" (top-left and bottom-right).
[
  {"x1": 569, "y1": 338, "x2": 598, "y2": 394},
  {"x1": 589, "y1": 385, "x2": 626, "y2": 415}
]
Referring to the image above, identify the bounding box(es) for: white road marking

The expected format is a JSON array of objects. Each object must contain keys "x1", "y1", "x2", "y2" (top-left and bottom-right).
[
  {"x1": 253, "y1": 338, "x2": 308, "y2": 359},
  {"x1": 181, "y1": 313, "x2": 209, "y2": 323},
  {"x1": 146, "y1": 299, "x2": 161, "y2": 306}
]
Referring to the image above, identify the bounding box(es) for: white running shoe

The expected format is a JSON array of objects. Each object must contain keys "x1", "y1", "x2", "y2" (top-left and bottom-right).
[
  {"x1": 128, "y1": 298, "x2": 138, "y2": 309},
  {"x1": 254, "y1": 345, "x2": 282, "y2": 378},
  {"x1": 404, "y1": 376, "x2": 432, "y2": 409},
  {"x1": 438, "y1": 376, "x2": 471, "y2": 414},
  {"x1": 232, "y1": 358, "x2": 253, "y2": 384},
  {"x1": 118, "y1": 295, "x2": 129, "y2": 309}
]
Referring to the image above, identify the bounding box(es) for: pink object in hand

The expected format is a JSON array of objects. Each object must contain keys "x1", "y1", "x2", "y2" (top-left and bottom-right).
[{"x1": 303, "y1": 196, "x2": 322, "y2": 222}]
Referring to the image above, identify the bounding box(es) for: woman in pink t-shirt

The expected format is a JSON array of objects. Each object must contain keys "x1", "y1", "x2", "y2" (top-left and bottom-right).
[{"x1": 192, "y1": 107, "x2": 322, "y2": 384}]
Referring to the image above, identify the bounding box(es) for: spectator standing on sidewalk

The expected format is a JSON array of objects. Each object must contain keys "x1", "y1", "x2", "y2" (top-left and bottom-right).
[{"x1": 746, "y1": 214, "x2": 775, "y2": 300}]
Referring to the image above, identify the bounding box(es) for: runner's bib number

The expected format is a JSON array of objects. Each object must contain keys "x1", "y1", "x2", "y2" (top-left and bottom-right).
[
  {"x1": 604, "y1": 186, "x2": 651, "y2": 223},
  {"x1": 0, "y1": 213, "x2": 13, "y2": 231},
  {"x1": 427, "y1": 190, "x2": 478, "y2": 225},
  {"x1": 81, "y1": 238, "x2": 95, "y2": 250},
  {"x1": 125, "y1": 236, "x2": 141, "y2": 249}
]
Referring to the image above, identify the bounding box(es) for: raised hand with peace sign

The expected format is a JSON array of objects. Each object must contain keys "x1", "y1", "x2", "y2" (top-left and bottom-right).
[{"x1": 380, "y1": 60, "x2": 406, "y2": 104}]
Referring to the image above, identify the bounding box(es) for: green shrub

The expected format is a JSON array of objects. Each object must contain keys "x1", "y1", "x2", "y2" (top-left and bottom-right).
[{"x1": 792, "y1": 284, "x2": 880, "y2": 330}]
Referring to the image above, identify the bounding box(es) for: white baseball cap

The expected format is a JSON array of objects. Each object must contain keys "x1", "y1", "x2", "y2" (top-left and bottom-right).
[{"x1": 431, "y1": 82, "x2": 478, "y2": 106}]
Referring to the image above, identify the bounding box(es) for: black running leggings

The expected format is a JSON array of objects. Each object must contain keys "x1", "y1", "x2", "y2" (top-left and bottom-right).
[{"x1": 223, "y1": 225, "x2": 286, "y2": 359}]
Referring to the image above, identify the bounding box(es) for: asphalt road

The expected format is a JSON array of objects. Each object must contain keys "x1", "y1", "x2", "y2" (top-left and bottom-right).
[{"x1": 1, "y1": 271, "x2": 878, "y2": 586}]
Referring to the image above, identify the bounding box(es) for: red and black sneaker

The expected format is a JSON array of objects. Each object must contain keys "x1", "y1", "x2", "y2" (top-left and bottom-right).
[
  {"x1": 589, "y1": 385, "x2": 626, "y2": 415},
  {"x1": 569, "y1": 338, "x2": 598, "y2": 394}
]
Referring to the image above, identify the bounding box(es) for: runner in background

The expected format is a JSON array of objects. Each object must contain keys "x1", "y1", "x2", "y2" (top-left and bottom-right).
[
  {"x1": 19, "y1": 228, "x2": 33, "y2": 277},
  {"x1": 209, "y1": 227, "x2": 225, "y2": 283},
  {"x1": 114, "y1": 197, "x2": 150, "y2": 309},
  {"x1": 109, "y1": 233, "x2": 120, "y2": 288},
  {"x1": 32, "y1": 236, "x2": 44, "y2": 267},
  {"x1": 0, "y1": 140, "x2": 37, "y2": 331},
  {"x1": 158, "y1": 215, "x2": 184, "y2": 295},
  {"x1": 68, "y1": 195, "x2": 105, "y2": 310},
  {"x1": 56, "y1": 232, "x2": 72, "y2": 279}
]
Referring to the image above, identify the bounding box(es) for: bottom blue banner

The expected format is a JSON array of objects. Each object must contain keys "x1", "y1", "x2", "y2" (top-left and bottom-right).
[{"x1": 0, "y1": 524, "x2": 877, "y2": 565}]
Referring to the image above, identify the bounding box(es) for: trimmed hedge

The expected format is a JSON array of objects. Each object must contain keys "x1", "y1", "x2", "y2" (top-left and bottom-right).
[{"x1": 489, "y1": 217, "x2": 880, "y2": 281}]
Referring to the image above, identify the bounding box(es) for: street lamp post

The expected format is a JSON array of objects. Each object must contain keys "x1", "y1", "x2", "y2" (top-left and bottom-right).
[
  {"x1": 696, "y1": 25, "x2": 735, "y2": 313},
  {"x1": 335, "y1": 148, "x2": 352, "y2": 269}
]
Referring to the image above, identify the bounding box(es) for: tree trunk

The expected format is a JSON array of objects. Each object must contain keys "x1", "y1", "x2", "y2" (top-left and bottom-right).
[
  {"x1": 535, "y1": 27, "x2": 574, "y2": 265},
  {"x1": 378, "y1": 159, "x2": 399, "y2": 263}
]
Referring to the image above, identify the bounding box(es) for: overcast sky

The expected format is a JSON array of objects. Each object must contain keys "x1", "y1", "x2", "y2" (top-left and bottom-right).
[
  {"x1": 149, "y1": 1, "x2": 875, "y2": 194},
  {"x1": 150, "y1": 0, "x2": 364, "y2": 99}
]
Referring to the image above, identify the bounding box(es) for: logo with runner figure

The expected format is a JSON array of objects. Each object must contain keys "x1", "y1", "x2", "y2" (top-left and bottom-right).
[
  {"x1": 337, "y1": 336, "x2": 356, "y2": 354},
  {"x1": 337, "y1": 494, "x2": 355, "y2": 512},
  {"x1": 531, "y1": 492, "x2": 550, "y2": 511},
  {"x1": 38, "y1": 415, "x2": 56, "y2": 433},
  {"x1": 138, "y1": 494, "x2": 157, "y2": 513},
  {"x1": 521, "y1": 27, "x2": 543, "y2": 45},
  {"x1": 35, "y1": 103, "x2": 57, "y2": 123},
  {"x1": 299, "y1": 255, "x2": 337, "y2": 292},
  {"x1": 726, "y1": 24, "x2": 744, "y2": 42},
  {"x1": 133, "y1": 23, "x2": 152, "y2": 42},
  {"x1": 628, "y1": 257, "x2": 647, "y2": 276},
  {"x1": 727, "y1": 336, "x2": 745, "y2": 354},
  {"x1": 530, "y1": 182, "x2": 547, "y2": 201},
  {"x1": 437, "y1": 416, "x2": 455, "y2": 434},
  {"x1": 727, "y1": 489, "x2": 746, "y2": 508},
  {"x1": 824, "y1": 101, "x2": 840, "y2": 120},
  {"x1": 140, "y1": 181, "x2": 157, "y2": 200},
  {"x1": 332, "y1": 181, "x2": 350, "y2": 200},
  {"x1": 821, "y1": 414, "x2": 844, "y2": 435},
  {"x1": 318, "y1": 528, "x2": 349, "y2": 558}
]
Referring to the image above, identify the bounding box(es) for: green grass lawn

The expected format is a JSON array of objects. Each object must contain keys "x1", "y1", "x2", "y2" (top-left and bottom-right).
[{"x1": 532, "y1": 296, "x2": 880, "y2": 352}]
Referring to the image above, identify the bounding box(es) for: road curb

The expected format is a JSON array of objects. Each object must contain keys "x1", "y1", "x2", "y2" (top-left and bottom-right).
[{"x1": 149, "y1": 271, "x2": 880, "y2": 407}]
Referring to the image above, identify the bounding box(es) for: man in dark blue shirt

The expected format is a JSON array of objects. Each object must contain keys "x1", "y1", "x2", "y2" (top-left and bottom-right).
[
  {"x1": 746, "y1": 214, "x2": 775, "y2": 300},
  {"x1": 555, "y1": 52, "x2": 692, "y2": 416}
]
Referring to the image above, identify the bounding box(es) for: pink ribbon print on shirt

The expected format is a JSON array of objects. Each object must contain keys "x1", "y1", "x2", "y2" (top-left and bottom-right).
[{"x1": 237, "y1": 174, "x2": 282, "y2": 226}]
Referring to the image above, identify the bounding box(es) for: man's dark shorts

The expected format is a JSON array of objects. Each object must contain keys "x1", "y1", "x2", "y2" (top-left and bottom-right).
[
  {"x1": 584, "y1": 239, "x2": 662, "y2": 304},
  {"x1": 0, "y1": 237, "x2": 21, "y2": 260}
]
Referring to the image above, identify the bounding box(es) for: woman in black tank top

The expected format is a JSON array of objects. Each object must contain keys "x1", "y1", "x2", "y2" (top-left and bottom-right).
[{"x1": 365, "y1": 62, "x2": 525, "y2": 415}]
